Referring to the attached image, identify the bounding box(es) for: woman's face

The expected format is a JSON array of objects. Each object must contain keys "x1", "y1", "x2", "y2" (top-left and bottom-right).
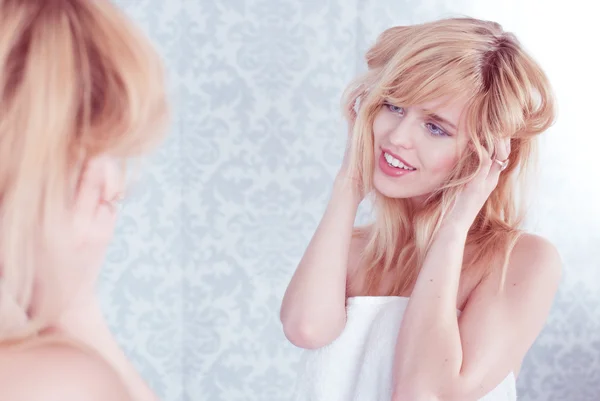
[{"x1": 371, "y1": 97, "x2": 470, "y2": 200}]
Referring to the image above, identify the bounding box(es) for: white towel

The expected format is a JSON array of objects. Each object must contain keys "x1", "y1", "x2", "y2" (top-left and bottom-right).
[{"x1": 292, "y1": 296, "x2": 517, "y2": 401}]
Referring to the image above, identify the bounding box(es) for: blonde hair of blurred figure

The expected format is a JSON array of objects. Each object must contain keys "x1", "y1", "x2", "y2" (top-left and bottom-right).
[
  {"x1": 0, "y1": 0, "x2": 169, "y2": 343},
  {"x1": 343, "y1": 17, "x2": 556, "y2": 296}
]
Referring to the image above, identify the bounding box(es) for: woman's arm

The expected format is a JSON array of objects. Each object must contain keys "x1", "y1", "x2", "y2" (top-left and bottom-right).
[
  {"x1": 392, "y1": 225, "x2": 560, "y2": 401},
  {"x1": 280, "y1": 176, "x2": 362, "y2": 349},
  {"x1": 391, "y1": 142, "x2": 561, "y2": 401}
]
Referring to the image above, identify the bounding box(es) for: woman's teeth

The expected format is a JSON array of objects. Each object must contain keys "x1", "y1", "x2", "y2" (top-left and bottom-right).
[{"x1": 384, "y1": 152, "x2": 415, "y2": 171}]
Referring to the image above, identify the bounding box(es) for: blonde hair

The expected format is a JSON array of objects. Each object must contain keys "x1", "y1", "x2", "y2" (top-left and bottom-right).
[
  {"x1": 0, "y1": 0, "x2": 169, "y2": 341},
  {"x1": 343, "y1": 17, "x2": 555, "y2": 296}
]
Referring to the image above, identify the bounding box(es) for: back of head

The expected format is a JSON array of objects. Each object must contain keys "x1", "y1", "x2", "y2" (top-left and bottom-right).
[
  {"x1": 342, "y1": 17, "x2": 556, "y2": 295},
  {"x1": 0, "y1": 0, "x2": 169, "y2": 341}
]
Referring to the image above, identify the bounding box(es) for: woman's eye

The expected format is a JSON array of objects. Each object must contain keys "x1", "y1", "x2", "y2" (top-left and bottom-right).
[
  {"x1": 385, "y1": 103, "x2": 405, "y2": 115},
  {"x1": 425, "y1": 122, "x2": 448, "y2": 137}
]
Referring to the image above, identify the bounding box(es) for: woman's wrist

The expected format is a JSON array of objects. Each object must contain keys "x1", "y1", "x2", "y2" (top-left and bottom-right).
[
  {"x1": 436, "y1": 219, "x2": 470, "y2": 244},
  {"x1": 333, "y1": 173, "x2": 364, "y2": 207}
]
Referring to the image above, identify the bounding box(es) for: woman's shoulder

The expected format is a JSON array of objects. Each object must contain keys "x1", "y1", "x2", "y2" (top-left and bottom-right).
[
  {"x1": 511, "y1": 233, "x2": 562, "y2": 276},
  {"x1": 0, "y1": 338, "x2": 131, "y2": 401},
  {"x1": 484, "y1": 232, "x2": 562, "y2": 296}
]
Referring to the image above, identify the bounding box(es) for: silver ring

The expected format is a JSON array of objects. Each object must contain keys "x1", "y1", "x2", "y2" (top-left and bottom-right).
[{"x1": 494, "y1": 158, "x2": 509, "y2": 171}]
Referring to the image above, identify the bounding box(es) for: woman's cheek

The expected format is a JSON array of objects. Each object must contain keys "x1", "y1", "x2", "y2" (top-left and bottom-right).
[
  {"x1": 424, "y1": 151, "x2": 459, "y2": 175},
  {"x1": 372, "y1": 112, "x2": 390, "y2": 142}
]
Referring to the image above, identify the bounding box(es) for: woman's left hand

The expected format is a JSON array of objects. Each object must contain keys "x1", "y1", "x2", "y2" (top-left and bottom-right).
[{"x1": 444, "y1": 137, "x2": 511, "y2": 232}]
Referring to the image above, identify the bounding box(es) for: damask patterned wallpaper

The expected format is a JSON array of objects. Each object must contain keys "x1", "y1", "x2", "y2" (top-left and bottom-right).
[{"x1": 99, "y1": 1, "x2": 599, "y2": 400}]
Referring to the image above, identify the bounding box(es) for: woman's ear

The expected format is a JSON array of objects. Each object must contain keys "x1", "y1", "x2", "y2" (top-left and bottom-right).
[
  {"x1": 99, "y1": 158, "x2": 125, "y2": 210},
  {"x1": 72, "y1": 156, "x2": 124, "y2": 230}
]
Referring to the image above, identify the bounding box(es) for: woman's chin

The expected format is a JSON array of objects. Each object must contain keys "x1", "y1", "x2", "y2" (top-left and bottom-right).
[
  {"x1": 372, "y1": 171, "x2": 438, "y2": 201},
  {"x1": 372, "y1": 183, "x2": 413, "y2": 199}
]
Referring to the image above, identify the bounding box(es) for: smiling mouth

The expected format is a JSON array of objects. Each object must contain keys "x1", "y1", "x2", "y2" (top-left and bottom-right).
[{"x1": 383, "y1": 151, "x2": 416, "y2": 171}]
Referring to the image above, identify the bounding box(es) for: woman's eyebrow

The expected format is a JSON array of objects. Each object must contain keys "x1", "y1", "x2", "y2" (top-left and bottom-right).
[{"x1": 422, "y1": 110, "x2": 457, "y2": 130}]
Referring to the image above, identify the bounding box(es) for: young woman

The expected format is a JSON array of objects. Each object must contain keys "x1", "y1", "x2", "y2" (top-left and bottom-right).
[
  {"x1": 0, "y1": 0, "x2": 169, "y2": 399},
  {"x1": 281, "y1": 17, "x2": 561, "y2": 401}
]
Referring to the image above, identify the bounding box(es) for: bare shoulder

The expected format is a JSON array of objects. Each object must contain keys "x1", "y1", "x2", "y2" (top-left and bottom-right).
[
  {"x1": 0, "y1": 340, "x2": 131, "y2": 401},
  {"x1": 508, "y1": 233, "x2": 562, "y2": 283},
  {"x1": 488, "y1": 232, "x2": 563, "y2": 307},
  {"x1": 474, "y1": 232, "x2": 562, "y2": 304}
]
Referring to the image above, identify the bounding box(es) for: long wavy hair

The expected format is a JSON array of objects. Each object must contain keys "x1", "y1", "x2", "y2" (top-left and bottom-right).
[
  {"x1": 0, "y1": 0, "x2": 169, "y2": 342},
  {"x1": 343, "y1": 17, "x2": 556, "y2": 296}
]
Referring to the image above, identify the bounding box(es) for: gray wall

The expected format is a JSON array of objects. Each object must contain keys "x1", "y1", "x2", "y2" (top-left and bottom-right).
[{"x1": 101, "y1": 1, "x2": 600, "y2": 400}]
